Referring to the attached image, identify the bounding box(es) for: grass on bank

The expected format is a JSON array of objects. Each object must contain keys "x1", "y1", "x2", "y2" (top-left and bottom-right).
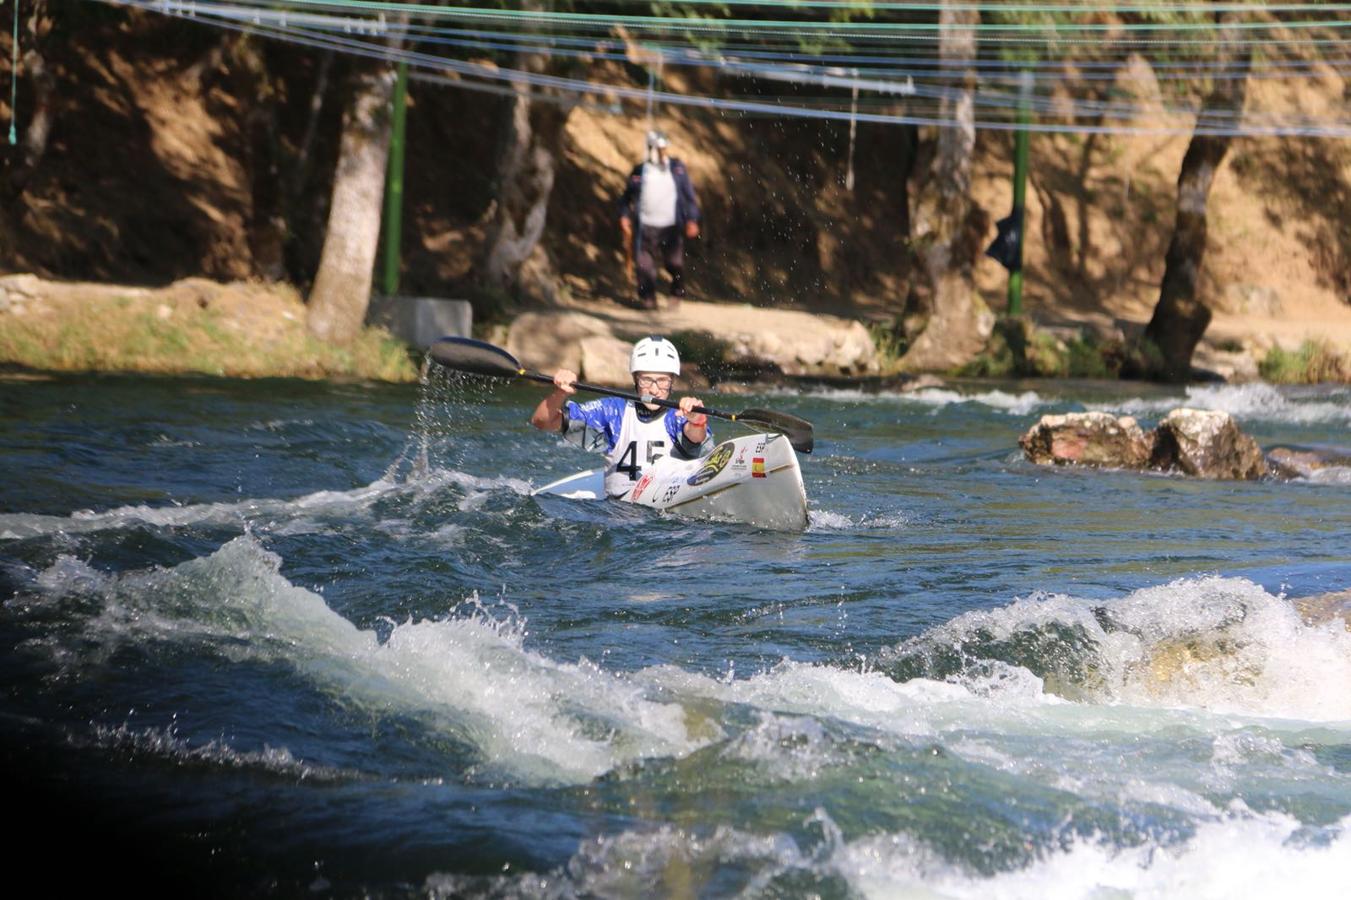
[
  {"x1": 0, "y1": 292, "x2": 419, "y2": 382},
  {"x1": 959, "y1": 318, "x2": 1138, "y2": 380},
  {"x1": 1259, "y1": 340, "x2": 1351, "y2": 384}
]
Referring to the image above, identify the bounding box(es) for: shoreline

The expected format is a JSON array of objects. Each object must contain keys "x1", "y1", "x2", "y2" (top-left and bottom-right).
[{"x1": 2, "y1": 272, "x2": 1348, "y2": 386}]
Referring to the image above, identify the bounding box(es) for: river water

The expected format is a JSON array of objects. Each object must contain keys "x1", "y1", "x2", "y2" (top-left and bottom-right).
[{"x1": 1, "y1": 371, "x2": 1348, "y2": 897}]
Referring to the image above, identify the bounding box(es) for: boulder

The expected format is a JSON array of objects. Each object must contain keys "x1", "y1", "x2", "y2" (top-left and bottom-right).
[
  {"x1": 1293, "y1": 589, "x2": 1351, "y2": 632},
  {"x1": 1153, "y1": 408, "x2": 1268, "y2": 480},
  {"x1": 1191, "y1": 342, "x2": 1260, "y2": 383},
  {"x1": 506, "y1": 311, "x2": 612, "y2": 374},
  {"x1": 1019, "y1": 412, "x2": 1155, "y2": 468},
  {"x1": 1021, "y1": 408, "x2": 1271, "y2": 480},
  {"x1": 578, "y1": 334, "x2": 634, "y2": 387},
  {"x1": 1267, "y1": 446, "x2": 1351, "y2": 480},
  {"x1": 828, "y1": 321, "x2": 880, "y2": 373}
]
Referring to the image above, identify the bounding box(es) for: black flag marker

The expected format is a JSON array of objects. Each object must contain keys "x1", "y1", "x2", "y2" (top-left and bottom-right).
[{"x1": 985, "y1": 207, "x2": 1024, "y2": 273}]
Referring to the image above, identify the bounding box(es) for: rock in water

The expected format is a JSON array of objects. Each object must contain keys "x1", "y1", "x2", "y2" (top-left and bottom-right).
[
  {"x1": 1153, "y1": 408, "x2": 1268, "y2": 480},
  {"x1": 1266, "y1": 446, "x2": 1351, "y2": 480},
  {"x1": 1018, "y1": 412, "x2": 1155, "y2": 468}
]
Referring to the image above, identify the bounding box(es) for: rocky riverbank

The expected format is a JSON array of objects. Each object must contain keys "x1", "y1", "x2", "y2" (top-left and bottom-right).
[{"x1": 2, "y1": 271, "x2": 1349, "y2": 389}]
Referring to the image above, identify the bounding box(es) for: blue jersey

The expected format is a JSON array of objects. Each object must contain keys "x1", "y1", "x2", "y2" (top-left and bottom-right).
[{"x1": 562, "y1": 396, "x2": 712, "y2": 497}]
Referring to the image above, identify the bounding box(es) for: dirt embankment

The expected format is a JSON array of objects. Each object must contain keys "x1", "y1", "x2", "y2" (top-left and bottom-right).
[{"x1": 1, "y1": 10, "x2": 1349, "y2": 382}]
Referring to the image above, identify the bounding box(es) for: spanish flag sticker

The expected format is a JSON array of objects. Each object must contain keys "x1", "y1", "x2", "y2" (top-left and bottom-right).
[{"x1": 751, "y1": 457, "x2": 766, "y2": 478}]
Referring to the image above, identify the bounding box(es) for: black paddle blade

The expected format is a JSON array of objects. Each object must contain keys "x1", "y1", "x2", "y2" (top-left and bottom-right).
[
  {"x1": 429, "y1": 336, "x2": 524, "y2": 379},
  {"x1": 735, "y1": 408, "x2": 814, "y2": 454}
]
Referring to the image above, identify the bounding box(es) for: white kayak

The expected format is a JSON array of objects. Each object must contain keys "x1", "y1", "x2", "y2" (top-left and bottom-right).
[{"x1": 532, "y1": 433, "x2": 808, "y2": 531}]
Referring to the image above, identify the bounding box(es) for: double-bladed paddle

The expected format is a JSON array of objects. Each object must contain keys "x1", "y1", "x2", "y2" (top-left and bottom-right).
[{"x1": 429, "y1": 336, "x2": 815, "y2": 454}]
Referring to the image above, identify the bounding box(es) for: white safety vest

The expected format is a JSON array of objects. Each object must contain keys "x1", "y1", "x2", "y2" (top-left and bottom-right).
[{"x1": 605, "y1": 404, "x2": 676, "y2": 498}]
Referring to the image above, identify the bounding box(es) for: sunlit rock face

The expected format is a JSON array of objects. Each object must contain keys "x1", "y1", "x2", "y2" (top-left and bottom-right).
[
  {"x1": 1152, "y1": 408, "x2": 1268, "y2": 480},
  {"x1": 1019, "y1": 408, "x2": 1267, "y2": 480},
  {"x1": 1018, "y1": 411, "x2": 1156, "y2": 469}
]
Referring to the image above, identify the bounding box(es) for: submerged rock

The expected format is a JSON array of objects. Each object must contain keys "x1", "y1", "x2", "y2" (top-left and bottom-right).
[
  {"x1": 1293, "y1": 589, "x2": 1351, "y2": 631},
  {"x1": 1018, "y1": 411, "x2": 1155, "y2": 468},
  {"x1": 1152, "y1": 408, "x2": 1268, "y2": 480},
  {"x1": 1020, "y1": 408, "x2": 1267, "y2": 479},
  {"x1": 1267, "y1": 446, "x2": 1351, "y2": 480}
]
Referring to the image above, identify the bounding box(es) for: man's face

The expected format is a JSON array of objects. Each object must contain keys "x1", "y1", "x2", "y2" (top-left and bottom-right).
[{"x1": 635, "y1": 372, "x2": 674, "y2": 405}]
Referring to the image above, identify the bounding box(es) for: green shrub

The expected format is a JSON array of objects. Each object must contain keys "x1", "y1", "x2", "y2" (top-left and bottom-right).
[
  {"x1": 1259, "y1": 341, "x2": 1351, "y2": 384},
  {"x1": 866, "y1": 319, "x2": 909, "y2": 368}
]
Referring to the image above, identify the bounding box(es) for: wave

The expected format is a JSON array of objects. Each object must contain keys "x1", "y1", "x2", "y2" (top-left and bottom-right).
[
  {"x1": 903, "y1": 388, "x2": 1050, "y2": 416},
  {"x1": 428, "y1": 808, "x2": 1351, "y2": 900},
  {"x1": 0, "y1": 467, "x2": 533, "y2": 541},
  {"x1": 1096, "y1": 383, "x2": 1351, "y2": 426},
  {"x1": 878, "y1": 575, "x2": 1351, "y2": 722},
  {"x1": 18, "y1": 536, "x2": 711, "y2": 785},
  {"x1": 780, "y1": 385, "x2": 1051, "y2": 416},
  {"x1": 84, "y1": 722, "x2": 359, "y2": 783}
]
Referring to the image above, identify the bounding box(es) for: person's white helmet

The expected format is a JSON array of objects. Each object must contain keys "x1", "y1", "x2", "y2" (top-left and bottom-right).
[{"x1": 629, "y1": 336, "x2": 681, "y2": 375}]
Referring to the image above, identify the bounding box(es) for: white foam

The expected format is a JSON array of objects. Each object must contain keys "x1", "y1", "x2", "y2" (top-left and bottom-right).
[
  {"x1": 649, "y1": 658, "x2": 999, "y2": 742},
  {"x1": 888, "y1": 576, "x2": 1351, "y2": 723},
  {"x1": 0, "y1": 466, "x2": 532, "y2": 541},
  {"x1": 836, "y1": 811, "x2": 1351, "y2": 900},
  {"x1": 1308, "y1": 466, "x2": 1351, "y2": 485},
  {"x1": 428, "y1": 809, "x2": 1351, "y2": 900},
  {"x1": 765, "y1": 385, "x2": 1050, "y2": 416},
  {"x1": 719, "y1": 713, "x2": 840, "y2": 781},
  {"x1": 27, "y1": 536, "x2": 712, "y2": 785},
  {"x1": 905, "y1": 388, "x2": 1049, "y2": 416},
  {"x1": 1097, "y1": 383, "x2": 1351, "y2": 426},
  {"x1": 807, "y1": 510, "x2": 911, "y2": 532}
]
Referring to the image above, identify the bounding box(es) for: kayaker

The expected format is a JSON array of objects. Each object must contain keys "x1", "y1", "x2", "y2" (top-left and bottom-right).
[{"x1": 529, "y1": 336, "x2": 713, "y2": 498}]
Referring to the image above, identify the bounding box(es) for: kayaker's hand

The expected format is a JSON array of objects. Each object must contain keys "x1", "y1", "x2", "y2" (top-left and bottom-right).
[
  {"x1": 619, "y1": 217, "x2": 633, "y2": 238},
  {"x1": 554, "y1": 369, "x2": 578, "y2": 395},
  {"x1": 684, "y1": 220, "x2": 700, "y2": 240},
  {"x1": 679, "y1": 396, "x2": 707, "y2": 428}
]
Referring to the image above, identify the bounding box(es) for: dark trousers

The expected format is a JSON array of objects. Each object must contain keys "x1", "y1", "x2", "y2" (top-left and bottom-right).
[{"x1": 635, "y1": 224, "x2": 685, "y2": 300}]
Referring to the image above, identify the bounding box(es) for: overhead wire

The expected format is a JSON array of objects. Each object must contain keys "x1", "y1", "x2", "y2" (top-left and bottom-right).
[{"x1": 94, "y1": 0, "x2": 1351, "y2": 137}]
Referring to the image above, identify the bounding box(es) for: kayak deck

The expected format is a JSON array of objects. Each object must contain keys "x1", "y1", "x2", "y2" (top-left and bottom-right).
[{"x1": 532, "y1": 433, "x2": 807, "y2": 531}]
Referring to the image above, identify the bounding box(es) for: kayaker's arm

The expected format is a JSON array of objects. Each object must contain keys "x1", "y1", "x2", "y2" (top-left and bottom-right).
[{"x1": 530, "y1": 369, "x2": 578, "y2": 432}]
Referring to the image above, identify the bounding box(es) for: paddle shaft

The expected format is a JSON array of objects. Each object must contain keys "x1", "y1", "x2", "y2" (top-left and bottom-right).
[
  {"x1": 521, "y1": 371, "x2": 739, "y2": 422},
  {"x1": 427, "y1": 336, "x2": 813, "y2": 452}
]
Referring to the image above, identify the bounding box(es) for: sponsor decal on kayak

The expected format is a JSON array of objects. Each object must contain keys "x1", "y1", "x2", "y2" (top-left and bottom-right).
[
  {"x1": 687, "y1": 442, "x2": 735, "y2": 486},
  {"x1": 631, "y1": 472, "x2": 653, "y2": 501},
  {"x1": 752, "y1": 457, "x2": 766, "y2": 478}
]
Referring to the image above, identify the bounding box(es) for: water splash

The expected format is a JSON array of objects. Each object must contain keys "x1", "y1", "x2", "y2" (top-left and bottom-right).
[
  {"x1": 85, "y1": 721, "x2": 360, "y2": 783},
  {"x1": 427, "y1": 808, "x2": 1351, "y2": 900},
  {"x1": 19, "y1": 535, "x2": 711, "y2": 785},
  {"x1": 0, "y1": 466, "x2": 531, "y2": 542},
  {"x1": 880, "y1": 576, "x2": 1351, "y2": 721}
]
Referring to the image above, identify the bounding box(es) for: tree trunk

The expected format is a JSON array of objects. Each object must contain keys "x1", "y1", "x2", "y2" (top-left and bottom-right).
[
  {"x1": 8, "y1": 2, "x2": 56, "y2": 193},
  {"x1": 480, "y1": 4, "x2": 573, "y2": 301},
  {"x1": 1143, "y1": 16, "x2": 1253, "y2": 382},
  {"x1": 307, "y1": 65, "x2": 395, "y2": 344},
  {"x1": 900, "y1": 4, "x2": 993, "y2": 372}
]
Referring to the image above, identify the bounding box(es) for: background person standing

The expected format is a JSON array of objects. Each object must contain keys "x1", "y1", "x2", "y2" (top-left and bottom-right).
[{"x1": 618, "y1": 131, "x2": 701, "y2": 310}]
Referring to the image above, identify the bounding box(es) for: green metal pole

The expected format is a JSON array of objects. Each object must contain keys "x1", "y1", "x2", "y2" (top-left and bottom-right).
[
  {"x1": 382, "y1": 61, "x2": 409, "y2": 297},
  {"x1": 1007, "y1": 70, "x2": 1032, "y2": 317}
]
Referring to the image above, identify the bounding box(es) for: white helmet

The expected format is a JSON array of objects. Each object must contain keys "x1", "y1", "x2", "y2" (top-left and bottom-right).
[{"x1": 629, "y1": 336, "x2": 681, "y2": 375}]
